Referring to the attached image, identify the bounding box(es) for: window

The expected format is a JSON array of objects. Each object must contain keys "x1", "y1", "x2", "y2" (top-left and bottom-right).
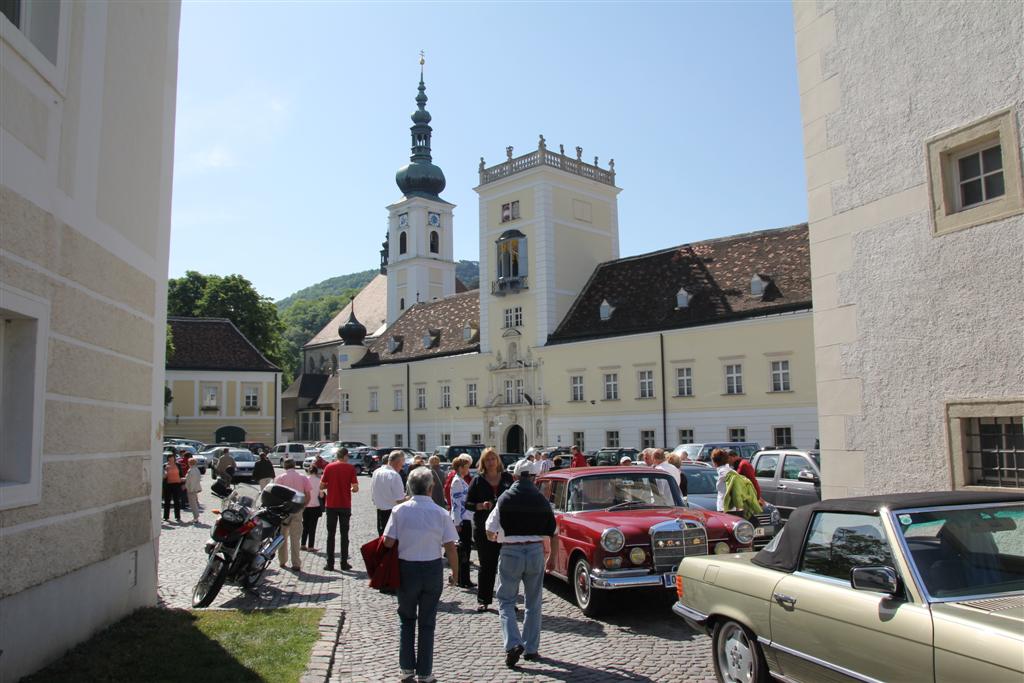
[
  {"x1": 440, "y1": 384, "x2": 451, "y2": 408},
  {"x1": 800, "y1": 513, "x2": 893, "y2": 583},
  {"x1": 570, "y1": 375, "x2": 584, "y2": 402},
  {"x1": 495, "y1": 230, "x2": 527, "y2": 284},
  {"x1": 963, "y1": 416, "x2": 1023, "y2": 488},
  {"x1": 466, "y1": 383, "x2": 477, "y2": 407},
  {"x1": 773, "y1": 426, "x2": 793, "y2": 448},
  {"x1": 400, "y1": 297, "x2": 405, "y2": 310},
  {"x1": 416, "y1": 387, "x2": 426, "y2": 410},
  {"x1": 471, "y1": 433, "x2": 481, "y2": 444},
  {"x1": 395, "y1": 434, "x2": 403, "y2": 447},
  {"x1": 504, "y1": 379, "x2": 514, "y2": 405},
  {"x1": 728, "y1": 427, "x2": 746, "y2": 442},
  {"x1": 369, "y1": 390, "x2": 379, "y2": 412},
  {"x1": 770, "y1": 360, "x2": 791, "y2": 392},
  {"x1": 1, "y1": 0, "x2": 60, "y2": 64},
  {"x1": 399, "y1": 231, "x2": 407, "y2": 254},
  {"x1": 417, "y1": 434, "x2": 426, "y2": 451},
  {"x1": 640, "y1": 430, "x2": 656, "y2": 449},
  {"x1": 677, "y1": 429, "x2": 694, "y2": 445},
  {"x1": 503, "y1": 306, "x2": 523, "y2": 328},
  {"x1": 243, "y1": 385, "x2": 259, "y2": 409},
  {"x1": 501, "y1": 200, "x2": 520, "y2": 222},
  {"x1": 725, "y1": 364, "x2": 743, "y2": 394},
  {"x1": 323, "y1": 412, "x2": 332, "y2": 440},
  {"x1": 573, "y1": 432, "x2": 585, "y2": 450},
  {"x1": 603, "y1": 373, "x2": 619, "y2": 400},
  {"x1": 927, "y1": 109, "x2": 1024, "y2": 235},
  {"x1": 201, "y1": 384, "x2": 219, "y2": 409},
  {"x1": 675, "y1": 367, "x2": 693, "y2": 397},
  {"x1": 754, "y1": 454, "x2": 779, "y2": 478},
  {"x1": 676, "y1": 287, "x2": 690, "y2": 308},
  {"x1": 515, "y1": 378, "x2": 525, "y2": 405},
  {"x1": 393, "y1": 389, "x2": 403, "y2": 411},
  {"x1": 781, "y1": 454, "x2": 810, "y2": 480},
  {"x1": 606, "y1": 431, "x2": 620, "y2": 447},
  {"x1": 429, "y1": 230, "x2": 439, "y2": 254},
  {"x1": 599, "y1": 299, "x2": 614, "y2": 321},
  {"x1": 638, "y1": 369, "x2": 655, "y2": 399},
  {"x1": 341, "y1": 393, "x2": 350, "y2": 413},
  {"x1": 0, "y1": 285, "x2": 48, "y2": 509},
  {"x1": 442, "y1": 433, "x2": 451, "y2": 446},
  {"x1": 370, "y1": 433, "x2": 379, "y2": 447}
]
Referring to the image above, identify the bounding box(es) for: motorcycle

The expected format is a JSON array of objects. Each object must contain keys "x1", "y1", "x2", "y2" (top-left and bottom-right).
[{"x1": 191, "y1": 482, "x2": 305, "y2": 608}]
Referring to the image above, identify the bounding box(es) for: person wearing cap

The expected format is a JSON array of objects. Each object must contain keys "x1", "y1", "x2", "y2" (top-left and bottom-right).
[
  {"x1": 619, "y1": 455, "x2": 633, "y2": 466},
  {"x1": 274, "y1": 458, "x2": 313, "y2": 572},
  {"x1": 485, "y1": 459, "x2": 556, "y2": 669}
]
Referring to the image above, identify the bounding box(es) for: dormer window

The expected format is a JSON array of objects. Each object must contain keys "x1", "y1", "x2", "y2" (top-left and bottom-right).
[
  {"x1": 676, "y1": 287, "x2": 691, "y2": 308},
  {"x1": 388, "y1": 335, "x2": 404, "y2": 353},
  {"x1": 463, "y1": 324, "x2": 478, "y2": 342},
  {"x1": 423, "y1": 329, "x2": 440, "y2": 349},
  {"x1": 599, "y1": 299, "x2": 614, "y2": 321},
  {"x1": 750, "y1": 274, "x2": 767, "y2": 297}
]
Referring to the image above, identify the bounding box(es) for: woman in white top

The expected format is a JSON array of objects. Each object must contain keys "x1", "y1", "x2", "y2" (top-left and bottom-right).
[
  {"x1": 448, "y1": 454, "x2": 474, "y2": 588},
  {"x1": 184, "y1": 458, "x2": 202, "y2": 524},
  {"x1": 301, "y1": 465, "x2": 324, "y2": 551}
]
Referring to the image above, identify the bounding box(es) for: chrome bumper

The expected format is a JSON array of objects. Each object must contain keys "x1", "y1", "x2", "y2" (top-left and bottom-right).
[
  {"x1": 589, "y1": 568, "x2": 670, "y2": 590},
  {"x1": 672, "y1": 600, "x2": 710, "y2": 633}
]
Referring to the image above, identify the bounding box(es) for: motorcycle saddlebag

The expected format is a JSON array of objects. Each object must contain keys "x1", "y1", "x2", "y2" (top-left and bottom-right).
[{"x1": 261, "y1": 484, "x2": 305, "y2": 513}]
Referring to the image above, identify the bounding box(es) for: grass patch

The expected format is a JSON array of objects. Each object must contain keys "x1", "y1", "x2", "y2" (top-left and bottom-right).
[{"x1": 25, "y1": 606, "x2": 325, "y2": 683}]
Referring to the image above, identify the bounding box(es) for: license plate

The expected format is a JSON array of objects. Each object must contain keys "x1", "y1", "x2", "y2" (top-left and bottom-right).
[
  {"x1": 754, "y1": 527, "x2": 766, "y2": 537},
  {"x1": 662, "y1": 573, "x2": 676, "y2": 588}
]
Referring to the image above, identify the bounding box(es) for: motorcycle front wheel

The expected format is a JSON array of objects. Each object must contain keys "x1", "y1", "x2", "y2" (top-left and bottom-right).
[{"x1": 192, "y1": 554, "x2": 229, "y2": 608}]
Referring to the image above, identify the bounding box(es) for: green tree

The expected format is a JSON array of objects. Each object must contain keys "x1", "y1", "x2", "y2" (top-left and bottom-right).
[
  {"x1": 278, "y1": 291, "x2": 357, "y2": 380},
  {"x1": 167, "y1": 271, "x2": 209, "y2": 317}
]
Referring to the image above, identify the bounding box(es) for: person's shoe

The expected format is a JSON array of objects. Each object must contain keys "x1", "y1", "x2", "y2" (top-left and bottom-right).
[
  {"x1": 399, "y1": 669, "x2": 414, "y2": 680},
  {"x1": 415, "y1": 675, "x2": 436, "y2": 683},
  {"x1": 476, "y1": 604, "x2": 489, "y2": 613},
  {"x1": 505, "y1": 644, "x2": 524, "y2": 669},
  {"x1": 324, "y1": 564, "x2": 336, "y2": 572},
  {"x1": 524, "y1": 652, "x2": 541, "y2": 662},
  {"x1": 340, "y1": 561, "x2": 353, "y2": 570},
  {"x1": 308, "y1": 547, "x2": 319, "y2": 552}
]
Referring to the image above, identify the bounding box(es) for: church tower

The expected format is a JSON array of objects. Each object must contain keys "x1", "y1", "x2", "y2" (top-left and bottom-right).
[{"x1": 385, "y1": 58, "x2": 457, "y2": 324}]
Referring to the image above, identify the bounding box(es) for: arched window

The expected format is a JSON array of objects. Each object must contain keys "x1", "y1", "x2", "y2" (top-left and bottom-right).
[
  {"x1": 429, "y1": 231, "x2": 439, "y2": 253},
  {"x1": 307, "y1": 356, "x2": 314, "y2": 373},
  {"x1": 399, "y1": 231, "x2": 407, "y2": 255},
  {"x1": 400, "y1": 297, "x2": 405, "y2": 310},
  {"x1": 495, "y1": 229, "x2": 527, "y2": 281}
]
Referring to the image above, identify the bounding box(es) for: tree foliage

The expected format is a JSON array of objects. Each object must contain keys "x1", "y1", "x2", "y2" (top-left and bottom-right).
[{"x1": 277, "y1": 291, "x2": 357, "y2": 380}]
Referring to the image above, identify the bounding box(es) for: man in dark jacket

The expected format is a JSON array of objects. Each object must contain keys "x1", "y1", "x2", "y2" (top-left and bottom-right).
[
  {"x1": 253, "y1": 451, "x2": 276, "y2": 489},
  {"x1": 485, "y1": 460, "x2": 556, "y2": 668}
]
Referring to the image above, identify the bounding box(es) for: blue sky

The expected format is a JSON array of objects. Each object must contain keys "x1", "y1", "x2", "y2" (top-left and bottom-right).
[{"x1": 170, "y1": 1, "x2": 807, "y2": 302}]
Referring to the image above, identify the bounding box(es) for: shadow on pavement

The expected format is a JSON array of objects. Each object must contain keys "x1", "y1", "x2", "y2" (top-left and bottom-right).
[
  {"x1": 517, "y1": 656, "x2": 656, "y2": 683},
  {"x1": 539, "y1": 613, "x2": 606, "y2": 637}
]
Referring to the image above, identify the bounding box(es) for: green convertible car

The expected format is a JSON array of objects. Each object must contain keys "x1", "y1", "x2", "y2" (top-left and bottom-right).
[{"x1": 673, "y1": 491, "x2": 1024, "y2": 683}]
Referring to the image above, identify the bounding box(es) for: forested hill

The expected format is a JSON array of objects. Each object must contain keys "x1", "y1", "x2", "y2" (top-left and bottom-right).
[{"x1": 275, "y1": 260, "x2": 480, "y2": 310}]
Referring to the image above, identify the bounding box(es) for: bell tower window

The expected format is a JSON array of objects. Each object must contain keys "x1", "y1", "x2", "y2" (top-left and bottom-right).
[
  {"x1": 493, "y1": 229, "x2": 528, "y2": 295},
  {"x1": 429, "y1": 230, "x2": 439, "y2": 254},
  {"x1": 399, "y1": 231, "x2": 408, "y2": 255}
]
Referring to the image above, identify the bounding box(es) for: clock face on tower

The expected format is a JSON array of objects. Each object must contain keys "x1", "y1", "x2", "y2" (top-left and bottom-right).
[
  {"x1": 428, "y1": 212, "x2": 440, "y2": 227},
  {"x1": 399, "y1": 213, "x2": 409, "y2": 228}
]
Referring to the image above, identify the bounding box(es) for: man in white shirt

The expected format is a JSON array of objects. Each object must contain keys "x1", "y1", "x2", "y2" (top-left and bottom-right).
[
  {"x1": 372, "y1": 451, "x2": 407, "y2": 535},
  {"x1": 383, "y1": 467, "x2": 459, "y2": 683},
  {"x1": 652, "y1": 449, "x2": 681, "y2": 486}
]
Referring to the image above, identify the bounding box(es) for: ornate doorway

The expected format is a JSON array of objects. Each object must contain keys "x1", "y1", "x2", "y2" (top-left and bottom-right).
[{"x1": 505, "y1": 425, "x2": 524, "y2": 454}]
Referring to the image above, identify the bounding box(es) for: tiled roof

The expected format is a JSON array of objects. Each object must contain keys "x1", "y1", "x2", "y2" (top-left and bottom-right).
[
  {"x1": 166, "y1": 317, "x2": 280, "y2": 372},
  {"x1": 315, "y1": 374, "x2": 341, "y2": 406},
  {"x1": 305, "y1": 273, "x2": 389, "y2": 348},
  {"x1": 354, "y1": 290, "x2": 480, "y2": 367},
  {"x1": 281, "y1": 372, "x2": 329, "y2": 400},
  {"x1": 548, "y1": 224, "x2": 811, "y2": 343}
]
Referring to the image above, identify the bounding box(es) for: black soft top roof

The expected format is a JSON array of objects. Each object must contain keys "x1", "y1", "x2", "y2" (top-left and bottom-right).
[{"x1": 752, "y1": 490, "x2": 1024, "y2": 573}]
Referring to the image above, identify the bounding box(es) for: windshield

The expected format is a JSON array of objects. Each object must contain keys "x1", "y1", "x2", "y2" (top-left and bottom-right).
[
  {"x1": 232, "y1": 451, "x2": 256, "y2": 462},
  {"x1": 810, "y1": 452, "x2": 821, "y2": 468},
  {"x1": 594, "y1": 451, "x2": 627, "y2": 466},
  {"x1": 680, "y1": 445, "x2": 702, "y2": 459},
  {"x1": 321, "y1": 447, "x2": 340, "y2": 459},
  {"x1": 227, "y1": 484, "x2": 260, "y2": 509},
  {"x1": 896, "y1": 503, "x2": 1024, "y2": 599},
  {"x1": 683, "y1": 467, "x2": 718, "y2": 495},
  {"x1": 566, "y1": 472, "x2": 683, "y2": 512}
]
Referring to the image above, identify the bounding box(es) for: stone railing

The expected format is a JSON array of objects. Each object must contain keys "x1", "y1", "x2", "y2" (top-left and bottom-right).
[
  {"x1": 490, "y1": 275, "x2": 528, "y2": 296},
  {"x1": 479, "y1": 137, "x2": 615, "y2": 186}
]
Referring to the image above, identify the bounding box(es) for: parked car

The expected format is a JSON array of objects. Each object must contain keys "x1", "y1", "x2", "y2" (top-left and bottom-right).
[
  {"x1": 672, "y1": 441, "x2": 762, "y2": 464},
  {"x1": 673, "y1": 490, "x2": 1024, "y2": 683},
  {"x1": 537, "y1": 466, "x2": 757, "y2": 617},
  {"x1": 442, "y1": 445, "x2": 486, "y2": 466},
  {"x1": 751, "y1": 449, "x2": 821, "y2": 519},
  {"x1": 269, "y1": 442, "x2": 309, "y2": 466},
  {"x1": 309, "y1": 445, "x2": 366, "y2": 475},
  {"x1": 680, "y1": 464, "x2": 780, "y2": 548},
  {"x1": 166, "y1": 437, "x2": 207, "y2": 452},
  {"x1": 592, "y1": 447, "x2": 641, "y2": 466},
  {"x1": 210, "y1": 448, "x2": 258, "y2": 480},
  {"x1": 366, "y1": 447, "x2": 417, "y2": 473},
  {"x1": 501, "y1": 453, "x2": 523, "y2": 472}
]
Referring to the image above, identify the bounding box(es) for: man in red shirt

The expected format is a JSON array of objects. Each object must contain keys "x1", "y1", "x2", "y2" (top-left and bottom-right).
[
  {"x1": 728, "y1": 449, "x2": 763, "y2": 504},
  {"x1": 320, "y1": 448, "x2": 359, "y2": 571},
  {"x1": 570, "y1": 445, "x2": 588, "y2": 468}
]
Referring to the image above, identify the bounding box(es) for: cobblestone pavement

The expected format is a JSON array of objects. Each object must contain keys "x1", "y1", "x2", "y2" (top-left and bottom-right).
[{"x1": 158, "y1": 475, "x2": 716, "y2": 682}]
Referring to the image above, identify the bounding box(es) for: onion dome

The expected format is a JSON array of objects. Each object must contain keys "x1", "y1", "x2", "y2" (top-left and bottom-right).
[
  {"x1": 338, "y1": 309, "x2": 367, "y2": 346},
  {"x1": 395, "y1": 57, "x2": 446, "y2": 200}
]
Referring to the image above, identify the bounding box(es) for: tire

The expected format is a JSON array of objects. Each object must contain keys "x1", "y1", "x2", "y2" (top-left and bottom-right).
[
  {"x1": 711, "y1": 619, "x2": 769, "y2": 683},
  {"x1": 192, "y1": 555, "x2": 229, "y2": 608},
  {"x1": 571, "y1": 556, "x2": 607, "y2": 618}
]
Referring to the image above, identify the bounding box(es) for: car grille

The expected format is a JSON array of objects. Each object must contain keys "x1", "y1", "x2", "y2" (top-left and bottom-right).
[{"x1": 650, "y1": 520, "x2": 708, "y2": 572}]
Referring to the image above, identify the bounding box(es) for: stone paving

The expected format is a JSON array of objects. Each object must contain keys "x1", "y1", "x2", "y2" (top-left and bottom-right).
[{"x1": 158, "y1": 474, "x2": 716, "y2": 682}]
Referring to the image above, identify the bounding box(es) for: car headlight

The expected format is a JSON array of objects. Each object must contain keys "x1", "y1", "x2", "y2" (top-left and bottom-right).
[
  {"x1": 733, "y1": 520, "x2": 755, "y2": 545},
  {"x1": 629, "y1": 547, "x2": 646, "y2": 565},
  {"x1": 600, "y1": 527, "x2": 626, "y2": 553},
  {"x1": 714, "y1": 541, "x2": 731, "y2": 555}
]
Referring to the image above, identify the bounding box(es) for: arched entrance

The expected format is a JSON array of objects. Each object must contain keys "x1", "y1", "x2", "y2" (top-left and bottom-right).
[
  {"x1": 215, "y1": 425, "x2": 246, "y2": 443},
  {"x1": 505, "y1": 425, "x2": 524, "y2": 454}
]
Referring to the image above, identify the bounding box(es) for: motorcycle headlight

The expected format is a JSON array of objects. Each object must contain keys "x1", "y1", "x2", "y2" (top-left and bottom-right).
[
  {"x1": 600, "y1": 528, "x2": 626, "y2": 553},
  {"x1": 733, "y1": 520, "x2": 755, "y2": 545},
  {"x1": 221, "y1": 508, "x2": 244, "y2": 524}
]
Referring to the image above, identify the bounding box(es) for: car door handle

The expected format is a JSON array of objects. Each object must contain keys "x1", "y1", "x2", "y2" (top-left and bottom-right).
[
  {"x1": 777, "y1": 484, "x2": 787, "y2": 489},
  {"x1": 773, "y1": 593, "x2": 797, "y2": 608}
]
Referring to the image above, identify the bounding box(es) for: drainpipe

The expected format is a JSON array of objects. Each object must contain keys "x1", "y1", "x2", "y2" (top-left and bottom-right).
[
  {"x1": 406, "y1": 363, "x2": 411, "y2": 448},
  {"x1": 659, "y1": 334, "x2": 667, "y2": 447}
]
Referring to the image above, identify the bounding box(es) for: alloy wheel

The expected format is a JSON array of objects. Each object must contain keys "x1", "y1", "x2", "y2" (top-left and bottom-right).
[{"x1": 717, "y1": 622, "x2": 754, "y2": 683}]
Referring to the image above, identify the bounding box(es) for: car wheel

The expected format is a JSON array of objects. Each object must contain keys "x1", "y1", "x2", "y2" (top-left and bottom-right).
[
  {"x1": 712, "y1": 619, "x2": 768, "y2": 683},
  {"x1": 572, "y1": 556, "x2": 607, "y2": 617}
]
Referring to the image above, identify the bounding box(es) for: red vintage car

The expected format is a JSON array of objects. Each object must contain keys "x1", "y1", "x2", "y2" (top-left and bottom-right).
[{"x1": 536, "y1": 466, "x2": 756, "y2": 616}]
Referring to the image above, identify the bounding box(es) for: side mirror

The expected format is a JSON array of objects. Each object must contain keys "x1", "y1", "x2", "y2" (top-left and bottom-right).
[
  {"x1": 851, "y1": 566, "x2": 899, "y2": 596},
  {"x1": 797, "y1": 469, "x2": 819, "y2": 484}
]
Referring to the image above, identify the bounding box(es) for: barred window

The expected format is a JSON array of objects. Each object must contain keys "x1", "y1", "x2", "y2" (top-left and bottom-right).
[
  {"x1": 729, "y1": 427, "x2": 747, "y2": 442},
  {"x1": 964, "y1": 416, "x2": 1023, "y2": 488}
]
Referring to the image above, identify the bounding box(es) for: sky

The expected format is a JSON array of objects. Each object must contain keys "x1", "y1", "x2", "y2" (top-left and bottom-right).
[{"x1": 170, "y1": 1, "x2": 807, "y2": 303}]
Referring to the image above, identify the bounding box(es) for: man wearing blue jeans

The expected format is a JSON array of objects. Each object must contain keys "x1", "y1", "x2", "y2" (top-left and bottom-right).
[{"x1": 485, "y1": 460, "x2": 557, "y2": 669}]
